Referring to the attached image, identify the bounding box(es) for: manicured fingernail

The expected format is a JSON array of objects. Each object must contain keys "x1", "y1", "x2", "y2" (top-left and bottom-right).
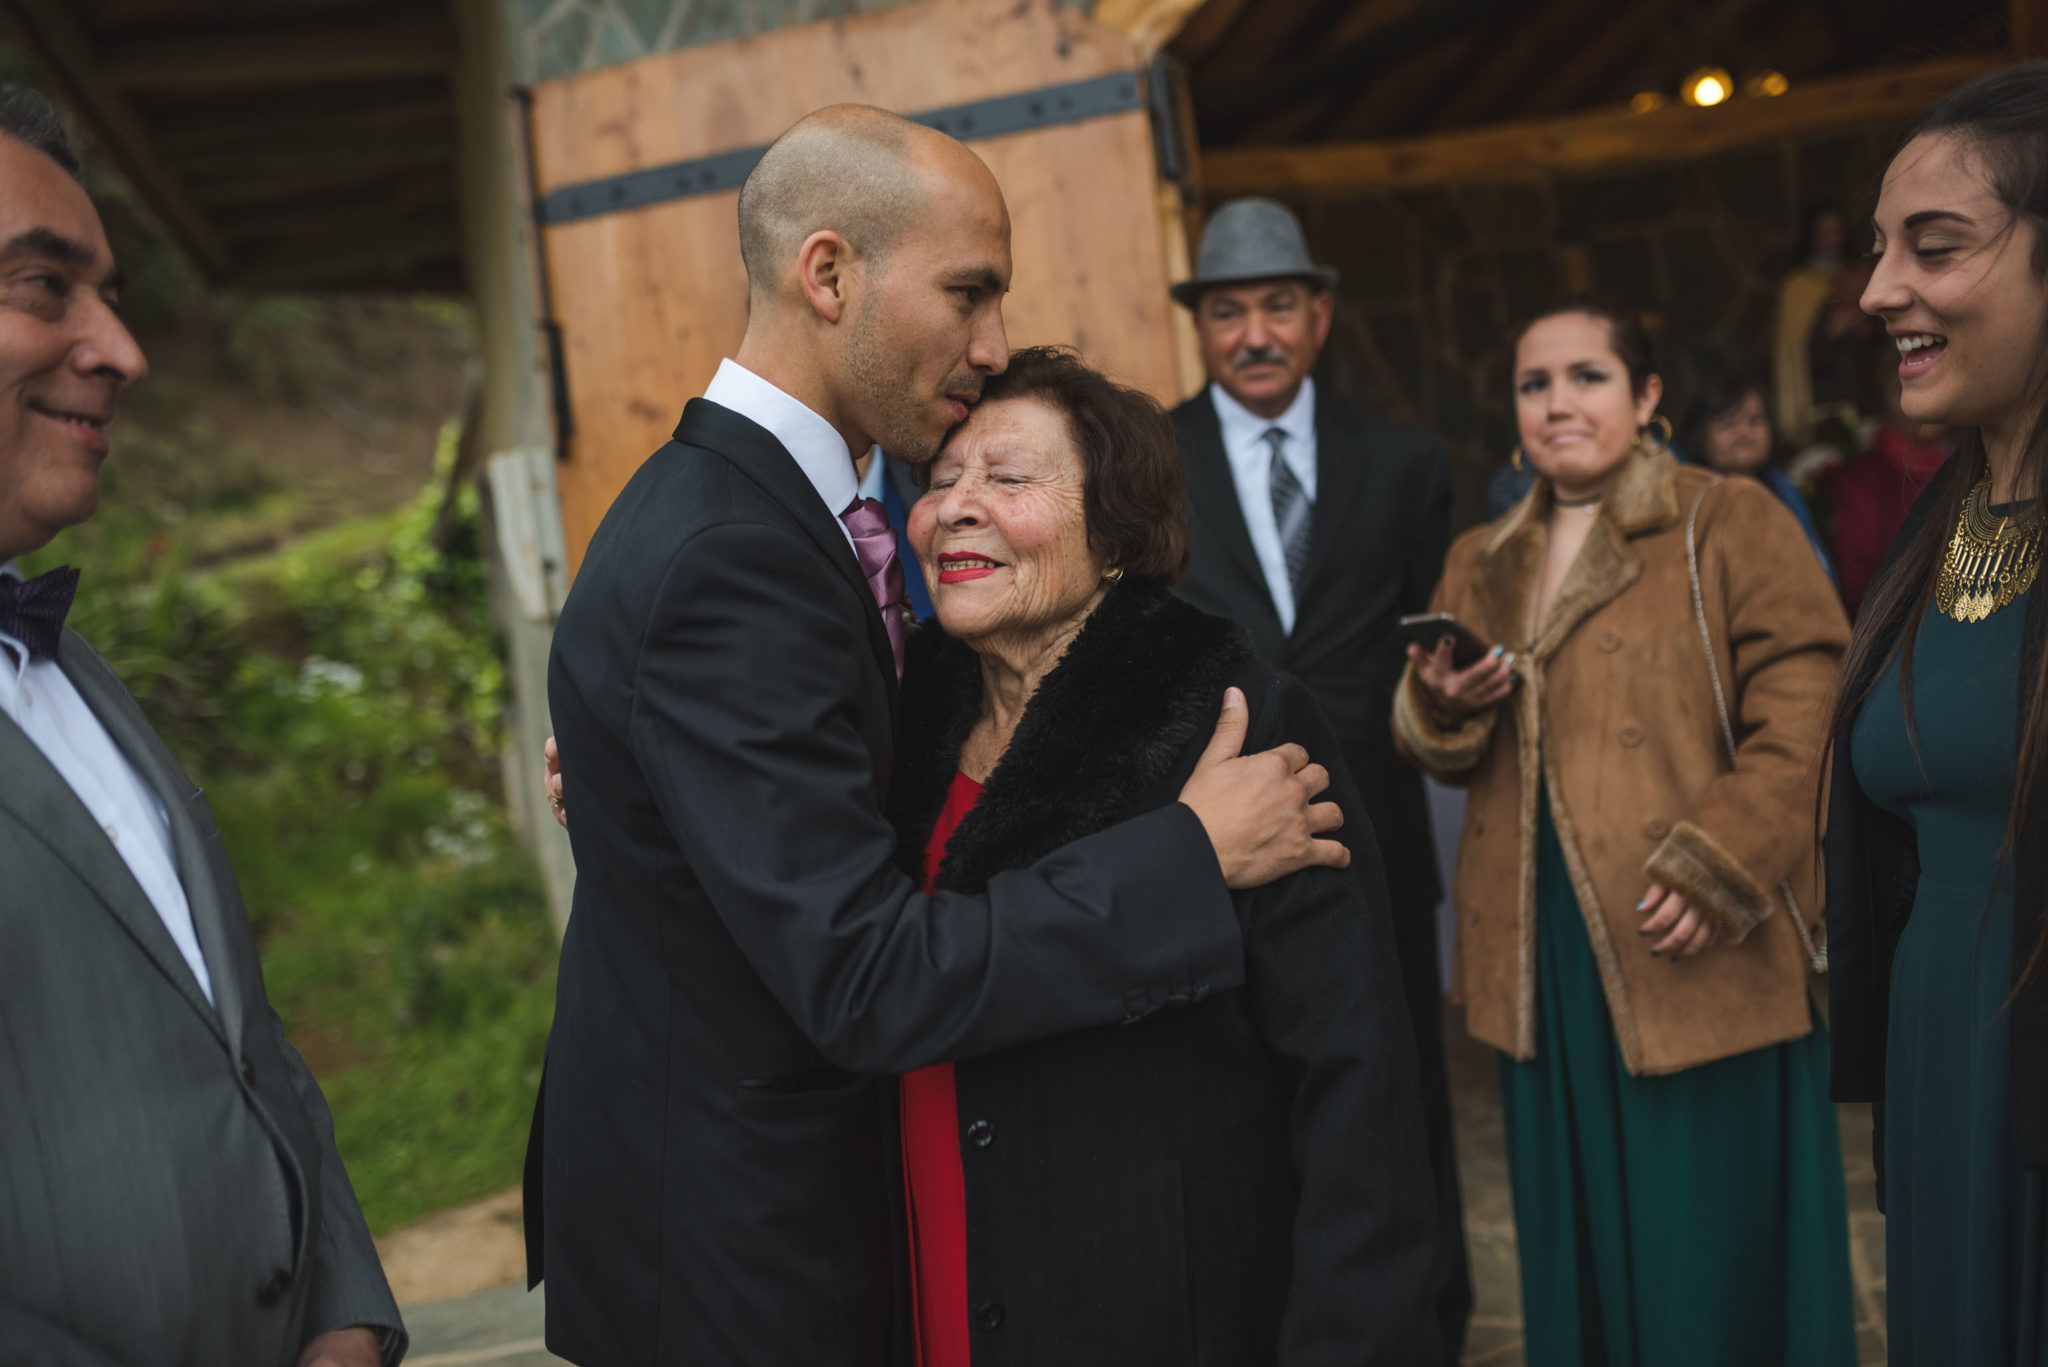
[
  {"x1": 1502, "y1": 651, "x2": 1517, "y2": 669},
  {"x1": 1635, "y1": 896, "x2": 1650, "y2": 910},
  {"x1": 1489, "y1": 644, "x2": 1504, "y2": 659}
]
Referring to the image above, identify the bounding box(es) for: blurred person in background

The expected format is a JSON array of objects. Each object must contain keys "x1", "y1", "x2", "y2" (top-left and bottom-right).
[
  {"x1": 1394, "y1": 296, "x2": 1857, "y2": 1367},
  {"x1": 1166, "y1": 195, "x2": 1469, "y2": 1363},
  {"x1": 1678, "y1": 370, "x2": 1834, "y2": 579},
  {"x1": 1826, "y1": 63, "x2": 2048, "y2": 1366},
  {"x1": 0, "y1": 86, "x2": 402, "y2": 1367},
  {"x1": 1777, "y1": 206, "x2": 1880, "y2": 441},
  {"x1": 1825, "y1": 355, "x2": 1955, "y2": 617}
]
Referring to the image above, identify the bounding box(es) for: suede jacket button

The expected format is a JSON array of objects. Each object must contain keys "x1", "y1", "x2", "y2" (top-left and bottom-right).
[
  {"x1": 1599, "y1": 630, "x2": 1623, "y2": 652},
  {"x1": 1618, "y1": 725, "x2": 1644, "y2": 748},
  {"x1": 1644, "y1": 818, "x2": 1671, "y2": 840}
]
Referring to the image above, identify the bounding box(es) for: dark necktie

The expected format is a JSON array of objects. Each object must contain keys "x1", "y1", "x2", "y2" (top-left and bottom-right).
[
  {"x1": 0, "y1": 565, "x2": 79, "y2": 662},
  {"x1": 840, "y1": 498, "x2": 910, "y2": 680},
  {"x1": 1265, "y1": 427, "x2": 1313, "y2": 595}
]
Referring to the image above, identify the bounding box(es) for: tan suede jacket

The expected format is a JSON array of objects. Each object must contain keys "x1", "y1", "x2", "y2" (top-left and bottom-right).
[{"x1": 1393, "y1": 446, "x2": 1849, "y2": 1075}]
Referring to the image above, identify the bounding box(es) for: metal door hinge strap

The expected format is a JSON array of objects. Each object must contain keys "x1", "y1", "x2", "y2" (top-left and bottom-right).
[{"x1": 535, "y1": 69, "x2": 1146, "y2": 226}]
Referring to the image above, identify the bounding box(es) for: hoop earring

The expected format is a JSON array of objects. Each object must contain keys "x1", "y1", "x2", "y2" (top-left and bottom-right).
[
  {"x1": 1646, "y1": 414, "x2": 1674, "y2": 447},
  {"x1": 1511, "y1": 446, "x2": 1525, "y2": 473},
  {"x1": 1104, "y1": 566, "x2": 1125, "y2": 584}
]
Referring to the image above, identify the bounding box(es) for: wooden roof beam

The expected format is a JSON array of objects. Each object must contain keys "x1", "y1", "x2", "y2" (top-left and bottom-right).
[
  {"x1": 101, "y1": 16, "x2": 455, "y2": 93},
  {"x1": 1203, "y1": 55, "x2": 2001, "y2": 198},
  {"x1": 0, "y1": 0, "x2": 232, "y2": 278}
]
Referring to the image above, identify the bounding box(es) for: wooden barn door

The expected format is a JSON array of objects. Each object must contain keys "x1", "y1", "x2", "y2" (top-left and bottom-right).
[{"x1": 521, "y1": 0, "x2": 1200, "y2": 572}]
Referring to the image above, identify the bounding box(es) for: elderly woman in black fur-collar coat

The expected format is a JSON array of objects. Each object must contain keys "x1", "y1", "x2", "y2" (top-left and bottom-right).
[{"x1": 888, "y1": 346, "x2": 1437, "y2": 1367}]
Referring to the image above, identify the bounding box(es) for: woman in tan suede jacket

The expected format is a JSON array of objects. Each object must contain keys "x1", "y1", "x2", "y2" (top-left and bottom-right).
[{"x1": 1394, "y1": 299, "x2": 1857, "y2": 1367}]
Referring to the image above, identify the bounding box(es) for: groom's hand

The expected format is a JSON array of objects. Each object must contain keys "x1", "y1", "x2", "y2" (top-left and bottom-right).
[
  {"x1": 543, "y1": 735, "x2": 567, "y2": 828},
  {"x1": 1178, "y1": 687, "x2": 1348, "y2": 890}
]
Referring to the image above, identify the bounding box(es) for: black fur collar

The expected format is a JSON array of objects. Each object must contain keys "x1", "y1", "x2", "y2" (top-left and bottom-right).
[{"x1": 887, "y1": 577, "x2": 1253, "y2": 894}]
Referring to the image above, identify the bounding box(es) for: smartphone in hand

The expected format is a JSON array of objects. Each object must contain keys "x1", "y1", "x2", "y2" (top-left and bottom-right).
[{"x1": 1395, "y1": 612, "x2": 1492, "y2": 670}]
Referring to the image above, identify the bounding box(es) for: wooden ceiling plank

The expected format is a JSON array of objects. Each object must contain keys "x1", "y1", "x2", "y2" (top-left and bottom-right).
[
  {"x1": 1515, "y1": 0, "x2": 1670, "y2": 119},
  {"x1": 1425, "y1": 0, "x2": 1624, "y2": 131},
  {"x1": 1169, "y1": 0, "x2": 1257, "y2": 69},
  {"x1": 1093, "y1": 0, "x2": 1210, "y2": 56},
  {"x1": 155, "y1": 96, "x2": 449, "y2": 157},
  {"x1": 0, "y1": 0, "x2": 232, "y2": 277},
  {"x1": 1203, "y1": 55, "x2": 2001, "y2": 198},
  {"x1": 170, "y1": 132, "x2": 457, "y2": 182},
  {"x1": 101, "y1": 16, "x2": 455, "y2": 92},
  {"x1": 1313, "y1": 30, "x2": 1489, "y2": 141}
]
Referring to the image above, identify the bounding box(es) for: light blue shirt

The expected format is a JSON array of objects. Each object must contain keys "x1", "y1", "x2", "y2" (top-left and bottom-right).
[
  {"x1": 0, "y1": 563, "x2": 213, "y2": 1004},
  {"x1": 1210, "y1": 377, "x2": 1319, "y2": 634}
]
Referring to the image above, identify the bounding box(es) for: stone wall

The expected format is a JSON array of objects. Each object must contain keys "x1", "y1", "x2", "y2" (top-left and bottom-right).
[
  {"x1": 1287, "y1": 126, "x2": 1900, "y2": 528},
  {"x1": 510, "y1": 0, "x2": 1094, "y2": 82}
]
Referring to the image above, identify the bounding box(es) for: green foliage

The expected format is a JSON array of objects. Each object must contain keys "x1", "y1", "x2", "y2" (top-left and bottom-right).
[{"x1": 25, "y1": 424, "x2": 555, "y2": 1233}]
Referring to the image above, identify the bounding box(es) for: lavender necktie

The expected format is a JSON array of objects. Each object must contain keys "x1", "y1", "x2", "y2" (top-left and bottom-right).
[{"x1": 840, "y1": 497, "x2": 910, "y2": 680}]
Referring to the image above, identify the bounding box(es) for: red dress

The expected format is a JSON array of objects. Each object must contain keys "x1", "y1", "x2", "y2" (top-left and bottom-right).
[{"x1": 902, "y1": 770, "x2": 982, "y2": 1367}]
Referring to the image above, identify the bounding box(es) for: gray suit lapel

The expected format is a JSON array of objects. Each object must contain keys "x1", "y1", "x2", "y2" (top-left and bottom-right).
[{"x1": 52, "y1": 631, "x2": 246, "y2": 1048}]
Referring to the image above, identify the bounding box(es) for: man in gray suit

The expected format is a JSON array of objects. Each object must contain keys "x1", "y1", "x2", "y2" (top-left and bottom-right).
[{"x1": 0, "y1": 88, "x2": 404, "y2": 1366}]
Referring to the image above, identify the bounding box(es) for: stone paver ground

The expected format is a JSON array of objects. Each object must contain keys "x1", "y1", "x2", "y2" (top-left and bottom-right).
[{"x1": 392, "y1": 1006, "x2": 1888, "y2": 1365}]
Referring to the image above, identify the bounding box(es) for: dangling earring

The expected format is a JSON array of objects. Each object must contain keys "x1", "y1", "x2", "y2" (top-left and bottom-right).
[
  {"x1": 1635, "y1": 414, "x2": 1674, "y2": 455},
  {"x1": 1511, "y1": 446, "x2": 1525, "y2": 473},
  {"x1": 1104, "y1": 566, "x2": 1125, "y2": 584}
]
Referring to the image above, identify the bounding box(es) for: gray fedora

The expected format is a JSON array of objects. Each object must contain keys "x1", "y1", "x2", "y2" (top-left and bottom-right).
[{"x1": 1170, "y1": 197, "x2": 1339, "y2": 308}]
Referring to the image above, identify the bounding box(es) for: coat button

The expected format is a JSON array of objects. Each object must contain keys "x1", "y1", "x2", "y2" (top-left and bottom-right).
[
  {"x1": 241, "y1": 1055, "x2": 257, "y2": 1086},
  {"x1": 1599, "y1": 630, "x2": 1623, "y2": 652},
  {"x1": 256, "y1": 1268, "x2": 292, "y2": 1306},
  {"x1": 965, "y1": 1118, "x2": 995, "y2": 1149},
  {"x1": 1618, "y1": 725, "x2": 1644, "y2": 748},
  {"x1": 975, "y1": 1302, "x2": 1005, "y2": 1331},
  {"x1": 1644, "y1": 818, "x2": 1671, "y2": 840}
]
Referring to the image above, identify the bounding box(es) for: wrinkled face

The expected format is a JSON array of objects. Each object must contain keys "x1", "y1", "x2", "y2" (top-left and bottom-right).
[
  {"x1": 907, "y1": 396, "x2": 1107, "y2": 649},
  {"x1": 1700, "y1": 390, "x2": 1772, "y2": 475},
  {"x1": 0, "y1": 136, "x2": 147, "y2": 560},
  {"x1": 1193, "y1": 278, "x2": 1333, "y2": 419},
  {"x1": 842, "y1": 152, "x2": 1012, "y2": 464},
  {"x1": 1513, "y1": 312, "x2": 1661, "y2": 495},
  {"x1": 1863, "y1": 132, "x2": 2048, "y2": 438}
]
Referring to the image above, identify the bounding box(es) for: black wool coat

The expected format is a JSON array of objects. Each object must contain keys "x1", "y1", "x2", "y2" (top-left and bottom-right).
[
  {"x1": 1826, "y1": 452, "x2": 2048, "y2": 1193},
  {"x1": 887, "y1": 580, "x2": 1440, "y2": 1367}
]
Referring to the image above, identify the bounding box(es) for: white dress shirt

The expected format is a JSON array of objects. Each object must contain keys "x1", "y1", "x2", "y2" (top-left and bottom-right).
[
  {"x1": 0, "y1": 563, "x2": 213, "y2": 1004},
  {"x1": 704, "y1": 358, "x2": 861, "y2": 550},
  {"x1": 1210, "y1": 377, "x2": 1319, "y2": 634}
]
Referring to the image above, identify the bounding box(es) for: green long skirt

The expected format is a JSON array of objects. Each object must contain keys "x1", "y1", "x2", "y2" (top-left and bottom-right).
[{"x1": 1497, "y1": 793, "x2": 1859, "y2": 1367}]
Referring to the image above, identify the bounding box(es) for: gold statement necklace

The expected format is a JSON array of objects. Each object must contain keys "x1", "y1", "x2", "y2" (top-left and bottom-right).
[{"x1": 1935, "y1": 478, "x2": 2044, "y2": 623}]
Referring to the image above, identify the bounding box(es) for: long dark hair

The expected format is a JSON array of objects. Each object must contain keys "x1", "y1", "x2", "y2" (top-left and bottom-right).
[{"x1": 1828, "y1": 62, "x2": 2048, "y2": 994}]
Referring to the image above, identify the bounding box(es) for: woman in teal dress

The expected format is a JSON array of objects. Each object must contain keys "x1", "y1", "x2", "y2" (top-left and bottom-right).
[
  {"x1": 1394, "y1": 296, "x2": 1858, "y2": 1366},
  {"x1": 1827, "y1": 64, "x2": 2048, "y2": 1366}
]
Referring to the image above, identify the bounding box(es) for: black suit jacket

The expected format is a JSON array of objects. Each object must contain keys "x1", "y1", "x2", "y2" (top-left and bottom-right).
[
  {"x1": 888, "y1": 583, "x2": 1438, "y2": 1365},
  {"x1": 528, "y1": 399, "x2": 1244, "y2": 1366},
  {"x1": 1171, "y1": 388, "x2": 1451, "y2": 915}
]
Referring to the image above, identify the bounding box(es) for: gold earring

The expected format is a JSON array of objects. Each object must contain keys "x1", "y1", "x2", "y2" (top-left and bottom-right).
[
  {"x1": 1642, "y1": 414, "x2": 1674, "y2": 448},
  {"x1": 1511, "y1": 446, "x2": 1525, "y2": 473},
  {"x1": 1104, "y1": 566, "x2": 1125, "y2": 584}
]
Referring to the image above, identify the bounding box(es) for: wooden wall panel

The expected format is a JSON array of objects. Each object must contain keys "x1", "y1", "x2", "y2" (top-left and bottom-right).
[{"x1": 526, "y1": 0, "x2": 1183, "y2": 571}]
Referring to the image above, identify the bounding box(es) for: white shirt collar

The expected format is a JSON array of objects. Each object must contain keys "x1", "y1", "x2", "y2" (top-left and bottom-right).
[
  {"x1": 703, "y1": 358, "x2": 860, "y2": 522},
  {"x1": 1209, "y1": 375, "x2": 1316, "y2": 469}
]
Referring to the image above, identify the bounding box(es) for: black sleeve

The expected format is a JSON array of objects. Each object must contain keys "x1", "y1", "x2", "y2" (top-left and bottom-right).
[
  {"x1": 1239, "y1": 676, "x2": 1440, "y2": 1366},
  {"x1": 1402, "y1": 437, "x2": 1453, "y2": 617},
  {"x1": 629, "y1": 519, "x2": 1245, "y2": 1072}
]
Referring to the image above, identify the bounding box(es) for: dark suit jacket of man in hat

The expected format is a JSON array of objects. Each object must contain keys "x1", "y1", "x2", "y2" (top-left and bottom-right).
[
  {"x1": 0, "y1": 90, "x2": 401, "y2": 1367},
  {"x1": 526, "y1": 111, "x2": 1350, "y2": 1367},
  {"x1": 1168, "y1": 195, "x2": 1471, "y2": 1363}
]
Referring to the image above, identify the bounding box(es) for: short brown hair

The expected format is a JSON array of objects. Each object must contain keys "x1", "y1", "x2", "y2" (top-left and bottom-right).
[
  {"x1": 1514, "y1": 294, "x2": 1659, "y2": 397},
  {"x1": 924, "y1": 345, "x2": 1191, "y2": 582}
]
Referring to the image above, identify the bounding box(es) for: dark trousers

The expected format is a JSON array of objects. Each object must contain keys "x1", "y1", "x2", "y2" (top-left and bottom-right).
[{"x1": 1394, "y1": 894, "x2": 1472, "y2": 1364}]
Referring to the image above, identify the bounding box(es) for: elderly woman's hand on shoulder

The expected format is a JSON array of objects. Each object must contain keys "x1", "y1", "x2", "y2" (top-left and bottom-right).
[{"x1": 1406, "y1": 637, "x2": 1517, "y2": 722}]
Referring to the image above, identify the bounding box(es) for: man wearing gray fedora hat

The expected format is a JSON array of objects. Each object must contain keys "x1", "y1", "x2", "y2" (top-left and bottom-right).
[{"x1": 1169, "y1": 196, "x2": 1470, "y2": 1364}]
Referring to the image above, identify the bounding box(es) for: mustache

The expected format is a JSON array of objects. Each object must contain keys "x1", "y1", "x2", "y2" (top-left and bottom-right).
[{"x1": 1232, "y1": 346, "x2": 1287, "y2": 371}]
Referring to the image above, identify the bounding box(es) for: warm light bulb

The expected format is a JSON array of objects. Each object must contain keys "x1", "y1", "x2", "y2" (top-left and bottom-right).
[
  {"x1": 1682, "y1": 66, "x2": 1734, "y2": 107},
  {"x1": 1745, "y1": 69, "x2": 1790, "y2": 98}
]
